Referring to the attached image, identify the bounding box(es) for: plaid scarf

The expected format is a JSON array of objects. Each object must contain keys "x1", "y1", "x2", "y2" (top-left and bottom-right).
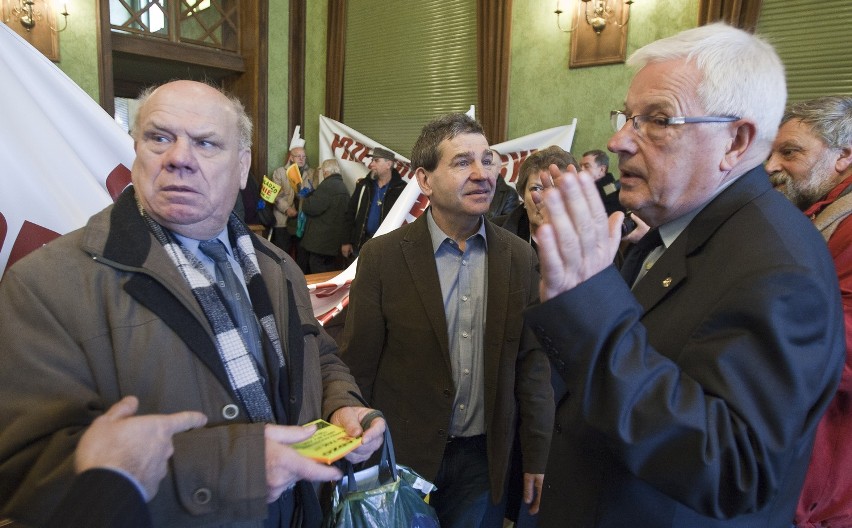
[{"x1": 141, "y1": 207, "x2": 286, "y2": 423}]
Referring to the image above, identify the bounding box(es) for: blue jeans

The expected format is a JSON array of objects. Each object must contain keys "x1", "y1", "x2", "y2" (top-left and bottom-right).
[{"x1": 431, "y1": 435, "x2": 505, "y2": 528}]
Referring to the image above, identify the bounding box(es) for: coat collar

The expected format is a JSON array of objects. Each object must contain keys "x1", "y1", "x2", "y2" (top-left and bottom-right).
[
  {"x1": 631, "y1": 165, "x2": 772, "y2": 312},
  {"x1": 399, "y1": 213, "x2": 515, "y2": 375},
  {"x1": 79, "y1": 186, "x2": 290, "y2": 414}
]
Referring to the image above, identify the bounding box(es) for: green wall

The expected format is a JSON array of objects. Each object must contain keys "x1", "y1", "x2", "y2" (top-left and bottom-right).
[
  {"x1": 304, "y1": 1, "x2": 328, "y2": 170},
  {"x1": 56, "y1": 0, "x2": 100, "y2": 101},
  {"x1": 508, "y1": 0, "x2": 699, "y2": 172},
  {"x1": 267, "y1": 1, "x2": 289, "y2": 177},
  {"x1": 268, "y1": 2, "x2": 328, "y2": 174},
  {"x1": 56, "y1": 0, "x2": 700, "y2": 176}
]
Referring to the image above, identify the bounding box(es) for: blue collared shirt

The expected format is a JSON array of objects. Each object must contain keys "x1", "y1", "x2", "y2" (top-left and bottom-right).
[{"x1": 426, "y1": 210, "x2": 488, "y2": 437}]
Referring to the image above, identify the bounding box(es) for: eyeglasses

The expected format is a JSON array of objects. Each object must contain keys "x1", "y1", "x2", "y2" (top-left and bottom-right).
[{"x1": 610, "y1": 110, "x2": 739, "y2": 136}]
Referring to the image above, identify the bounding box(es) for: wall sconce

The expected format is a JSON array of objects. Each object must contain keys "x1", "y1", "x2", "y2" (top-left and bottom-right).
[
  {"x1": 555, "y1": 0, "x2": 633, "y2": 35},
  {"x1": 6, "y1": 0, "x2": 69, "y2": 32}
]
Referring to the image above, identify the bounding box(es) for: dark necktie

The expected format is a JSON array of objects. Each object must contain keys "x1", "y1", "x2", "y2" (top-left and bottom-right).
[
  {"x1": 198, "y1": 239, "x2": 265, "y2": 371},
  {"x1": 620, "y1": 228, "x2": 663, "y2": 287}
]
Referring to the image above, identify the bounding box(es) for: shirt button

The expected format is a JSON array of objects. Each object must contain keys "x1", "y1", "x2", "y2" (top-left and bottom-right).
[
  {"x1": 459, "y1": 404, "x2": 465, "y2": 410},
  {"x1": 463, "y1": 368, "x2": 470, "y2": 375},
  {"x1": 462, "y1": 331, "x2": 469, "y2": 338},
  {"x1": 462, "y1": 260, "x2": 468, "y2": 266},
  {"x1": 461, "y1": 295, "x2": 469, "y2": 302}
]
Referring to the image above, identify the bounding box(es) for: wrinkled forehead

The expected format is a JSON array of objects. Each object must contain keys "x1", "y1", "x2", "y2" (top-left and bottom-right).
[
  {"x1": 140, "y1": 84, "x2": 238, "y2": 133},
  {"x1": 437, "y1": 132, "x2": 490, "y2": 159}
]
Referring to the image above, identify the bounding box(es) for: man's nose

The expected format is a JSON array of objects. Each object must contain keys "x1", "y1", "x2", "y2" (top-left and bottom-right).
[
  {"x1": 165, "y1": 138, "x2": 198, "y2": 172},
  {"x1": 764, "y1": 152, "x2": 781, "y2": 174},
  {"x1": 607, "y1": 125, "x2": 636, "y2": 157}
]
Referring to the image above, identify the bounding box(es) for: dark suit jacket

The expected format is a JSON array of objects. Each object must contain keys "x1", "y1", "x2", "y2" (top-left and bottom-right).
[
  {"x1": 45, "y1": 469, "x2": 151, "y2": 528},
  {"x1": 526, "y1": 166, "x2": 845, "y2": 527},
  {"x1": 340, "y1": 213, "x2": 554, "y2": 502}
]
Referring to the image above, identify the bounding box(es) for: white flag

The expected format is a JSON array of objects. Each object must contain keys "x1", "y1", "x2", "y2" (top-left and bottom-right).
[{"x1": 0, "y1": 22, "x2": 134, "y2": 279}]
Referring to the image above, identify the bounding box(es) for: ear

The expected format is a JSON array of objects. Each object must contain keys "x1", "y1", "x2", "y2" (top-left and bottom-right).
[
  {"x1": 415, "y1": 167, "x2": 433, "y2": 197},
  {"x1": 720, "y1": 120, "x2": 756, "y2": 172},
  {"x1": 238, "y1": 149, "x2": 251, "y2": 190},
  {"x1": 835, "y1": 145, "x2": 852, "y2": 174}
]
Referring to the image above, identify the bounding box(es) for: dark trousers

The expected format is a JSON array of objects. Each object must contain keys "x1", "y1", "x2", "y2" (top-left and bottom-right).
[
  {"x1": 307, "y1": 252, "x2": 343, "y2": 275},
  {"x1": 271, "y1": 227, "x2": 293, "y2": 255},
  {"x1": 431, "y1": 435, "x2": 505, "y2": 528}
]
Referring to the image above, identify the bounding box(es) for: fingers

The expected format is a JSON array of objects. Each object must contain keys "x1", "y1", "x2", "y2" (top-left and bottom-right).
[
  {"x1": 101, "y1": 395, "x2": 140, "y2": 421},
  {"x1": 265, "y1": 439, "x2": 343, "y2": 503},
  {"x1": 161, "y1": 411, "x2": 208, "y2": 435},
  {"x1": 265, "y1": 423, "x2": 317, "y2": 445},
  {"x1": 359, "y1": 417, "x2": 386, "y2": 447},
  {"x1": 523, "y1": 473, "x2": 544, "y2": 515},
  {"x1": 329, "y1": 407, "x2": 363, "y2": 438}
]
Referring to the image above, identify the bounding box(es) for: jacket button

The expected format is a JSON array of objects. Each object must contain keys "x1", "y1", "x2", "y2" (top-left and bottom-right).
[
  {"x1": 193, "y1": 488, "x2": 212, "y2": 504},
  {"x1": 437, "y1": 429, "x2": 445, "y2": 437},
  {"x1": 443, "y1": 389, "x2": 451, "y2": 397},
  {"x1": 222, "y1": 404, "x2": 239, "y2": 420}
]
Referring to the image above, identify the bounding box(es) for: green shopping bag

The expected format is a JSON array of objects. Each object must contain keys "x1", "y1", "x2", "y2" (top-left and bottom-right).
[{"x1": 323, "y1": 417, "x2": 438, "y2": 528}]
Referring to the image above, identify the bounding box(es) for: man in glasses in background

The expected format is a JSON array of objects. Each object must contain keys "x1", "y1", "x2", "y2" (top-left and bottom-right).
[{"x1": 526, "y1": 23, "x2": 845, "y2": 527}]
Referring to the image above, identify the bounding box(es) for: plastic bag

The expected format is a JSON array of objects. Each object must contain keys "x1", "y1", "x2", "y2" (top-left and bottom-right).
[
  {"x1": 323, "y1": 417, "x2": 438, "y2": 528},
  {"x1": 296, "y1": 210, "x2": 307, "y2": 238}
]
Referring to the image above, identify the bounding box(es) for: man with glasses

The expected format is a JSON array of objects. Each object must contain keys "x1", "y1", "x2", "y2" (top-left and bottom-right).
[{"x1": 525, "y1": 24, "x2": 845, "y2": 527}]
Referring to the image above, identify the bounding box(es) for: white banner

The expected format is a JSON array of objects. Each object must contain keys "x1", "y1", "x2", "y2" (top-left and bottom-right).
[
  {"x1": 0, "y1": 22, "x2": 134, "y2": 279},
  {"x1": 310, "y1": 115, "x2": 577, "y2": 324},
  {"x1": 0, "y1": 24, "x2": 577, "y2": 323}
]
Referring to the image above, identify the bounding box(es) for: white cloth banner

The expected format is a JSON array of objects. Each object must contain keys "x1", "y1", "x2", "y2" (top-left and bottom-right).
[
  {"x1": 309, "y1": 115, "x2": 577, "y2": 324},
  {"x1": 0, "y1": 23, "x2": 576, "y2": 322},
  {"x1": 0, "y1": 22, "x2": 134, "y2": 279}
]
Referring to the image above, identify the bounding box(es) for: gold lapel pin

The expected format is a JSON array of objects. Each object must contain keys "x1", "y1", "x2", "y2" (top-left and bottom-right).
[{"x1": 662, "y1": 277, "x2": 672, "y2": 288}]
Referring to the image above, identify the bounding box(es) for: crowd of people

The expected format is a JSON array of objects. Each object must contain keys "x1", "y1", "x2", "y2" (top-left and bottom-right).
[{"x1": 1, "y1": 22, "x2": 851, "y2": 528}]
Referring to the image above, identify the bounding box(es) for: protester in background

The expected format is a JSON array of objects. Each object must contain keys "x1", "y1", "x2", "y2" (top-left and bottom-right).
[
  {"x1": 300, "y1": 159, "x2": 351, "y2": 274},
  {"x1": 341, "y1": 113, "x2": 553, "y2": 528},
  {"x1": 526, "y1": 24, "x2": 845, "y2": 527},
  {"x1": 271, "y1": 127, "x2": 319, "y2": 268},
  {"x1": 487, "y1": 153, "x2": 520, "y2": 219},
  {"x1": 581, "y1": 149, "x2": 624, "y2": 216},
  {"x1": 0, "y1": 80, "x2": 385, "y2": 527},
  {"x1": 340, "y1": 146, "x2": 406, "y2": 259},
  {"x1": 765, "y1": 95, "x2": 852, "y2": 528},
  {"x1": 493, "y1": 145, "x2": 578, "y2": 249}
]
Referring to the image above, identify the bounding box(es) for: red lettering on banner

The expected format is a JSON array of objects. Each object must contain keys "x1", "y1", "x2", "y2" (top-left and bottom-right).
[
  {"x1": 106, "y1": 164, "x2": 132, "y2": 201},
  {"x1": 330, "y1": 133, "x2": 344, "y2": 154},
  {"x1": 336, "y1": 136, "x2": 354, "y2": 160},
  {"x1": 499, "y1": 149, "x2": 537, "y2": 184},
  {"x1": 395, "y1": 162, "x2": 414, "y2": 180},
  {"x1": 407, "y1": 193, "x2": 429, "y2": 221},
  {"x1": 6, "y1": 221, "x2": 61, "y2": 271},
  {"x1": 0, "y1": 211, "x2": 6, "y2": 259},
  {"x1": 351, "y1": 142, "x2": 368, "y2": 162}
]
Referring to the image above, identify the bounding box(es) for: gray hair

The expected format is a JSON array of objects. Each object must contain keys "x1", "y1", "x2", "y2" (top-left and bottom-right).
[
  {"x1": 628, "y1": 23, "x2": 786, "y2": 156},
  {"x1": 782, "y1": 96, "x2": 852, "y2": 150},
  {"x1": 320, "y1": 158, "x2": 341, "y2": 177},
  {"x1": 131, "y1": 82, "x2": 253, "y2": 151}
]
